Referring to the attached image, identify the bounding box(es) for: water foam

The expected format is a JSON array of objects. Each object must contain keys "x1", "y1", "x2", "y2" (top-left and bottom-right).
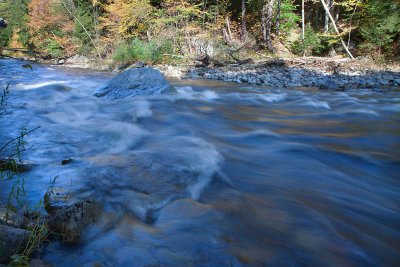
[{"x1": 260, "y1": 93, "x2": 287, "y2": 103}]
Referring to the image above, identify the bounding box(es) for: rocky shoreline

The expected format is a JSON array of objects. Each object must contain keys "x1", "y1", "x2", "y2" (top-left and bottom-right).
[
  {"x1": 156, "y1": 58, "x2": 400, "y2": 90},
  {"x1": 5, "y1": 55, "x2": 400, "y2": 89}
]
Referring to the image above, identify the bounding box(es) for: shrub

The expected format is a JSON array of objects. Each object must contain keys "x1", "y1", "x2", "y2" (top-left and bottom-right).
[
  {"x1": 291, "y1": 24, "x2": 324, "y2": 56},
  {"x1": 45, "y1": 39, "x2": 63, "y2": 58},
  {"x1": 112, "y1": 38, "x2": 173, "y2": 65}
]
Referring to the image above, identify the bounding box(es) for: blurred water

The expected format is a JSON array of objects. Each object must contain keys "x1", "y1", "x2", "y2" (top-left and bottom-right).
[{"x1": 1, "y1": 59, "x2": 400, "y2": 266}]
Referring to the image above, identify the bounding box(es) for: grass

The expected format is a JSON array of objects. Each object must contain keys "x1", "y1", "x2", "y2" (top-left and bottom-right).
[{"x1": 1, "y1": 83, "x2": 48, "y2": 266}]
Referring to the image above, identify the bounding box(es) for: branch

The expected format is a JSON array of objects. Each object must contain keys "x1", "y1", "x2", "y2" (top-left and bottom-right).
[
  {"x1": 0, "y1": 126, "x2": 40, "y2": 153},
  {"x1": 320, "y1": 0, "x2": 354, "y2": 59}
]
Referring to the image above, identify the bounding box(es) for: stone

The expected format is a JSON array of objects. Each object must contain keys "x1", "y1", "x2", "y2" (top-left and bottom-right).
[
  {"x1": 94, "y1": 67, "x2": 174, "y2": 99},
  {"x1": 0, "y1": 224, "x2": 30, "y2": 263},
  {"x1": 29, "y1": 259, "x2": 53, "y2": 267},
  {"x1": 0, "y1": 208, "x2": 28, "y2": 229},
  {"x1": 43, "y1": 188, "x2": 73, "y2": 215},
  {"x1": 46, "y1": 200, "x2": 101, "y2": 243},
  {"x1": 61, "y1": 159, "x2": 73, "y2": 165}
]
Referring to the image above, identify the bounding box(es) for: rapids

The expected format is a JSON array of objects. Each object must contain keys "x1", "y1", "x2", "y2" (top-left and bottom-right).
[{"x1": 1, "y1": 59, "x2": 399, "y2": 266}]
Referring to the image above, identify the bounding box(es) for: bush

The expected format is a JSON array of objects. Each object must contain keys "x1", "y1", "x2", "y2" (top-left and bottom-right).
[
  {"x1": 45, "y1": 39, "x2": 63, "y2": 58},
  {"x1": 112, "y1": 38, "x2": 173, "y2": 65},
  {"x1": 291, "y1": 24, "x2": 324, "y2": 56}
]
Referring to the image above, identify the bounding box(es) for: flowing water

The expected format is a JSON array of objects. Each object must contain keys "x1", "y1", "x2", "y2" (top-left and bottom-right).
[{"x1": 1, "y1": 59, "x2": 400, "y2": 267}]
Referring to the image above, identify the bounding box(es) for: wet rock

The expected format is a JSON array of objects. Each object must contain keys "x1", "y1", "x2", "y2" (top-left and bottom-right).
[
  {"x1": 0, "y1": 159, "x2": 34, "y2": 173},
  {"x1": 0, "y1": 208, "x2": 28, "y2": 229},
  {"x1": 94, "y1": 67, "x2": 174, "y2": 99},
  {"x1": 61, "y1": 158, "x2": 73, "y2": 165},
  {"x1": 44, "y1": 188, "x2": 72, "y2": 215},
  {"x1": 29, "y1": 259, "x2": 53, "y2": 267},
  {"x1": 0, "y1": 224, "x2": 30, "y2": 263},
  {"x1": 46, "y1": 200, "x2": 101, "y2": 243}
]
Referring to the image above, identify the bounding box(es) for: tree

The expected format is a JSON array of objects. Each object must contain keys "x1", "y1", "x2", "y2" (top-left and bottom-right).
[
  {"x1": 241, "y1": 0, "x2": 247, "y2": 41},
  {"x1": 261, "y1": 0, "x2": 275, "y2": 51}
]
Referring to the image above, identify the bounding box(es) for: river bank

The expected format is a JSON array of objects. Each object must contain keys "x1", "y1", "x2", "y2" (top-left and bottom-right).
[
  {"x1": 5, "y1": 55, "x2": 400, "y2": 89},
  {"x1": 50, "y1": 55, "x2": 400, "y2": 90}
]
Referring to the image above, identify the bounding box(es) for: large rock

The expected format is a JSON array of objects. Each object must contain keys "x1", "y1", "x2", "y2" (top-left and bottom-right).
[
  {"x1": 0, "y1": 208, "x2": 28, "y2": 229},
  {"x1": 94, "y1": 67, "x2": 174, "y2": 99},
  {"x1": 0, "y1": 224, "x2": 30, "y2": 263},
  {"x1": 46, "y1": 200, "x2": 101, "y2": 243},
  {"x1": 43, "y1": 188, "x2": 73, "y2": 215}
]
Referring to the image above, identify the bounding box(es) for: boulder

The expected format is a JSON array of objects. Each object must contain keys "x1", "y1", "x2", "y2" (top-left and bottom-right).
[
  {"x1": 94, "y1": 67, "x2": 174, "y2": 99},
  {"x1": 43, "y1": 188, "x2": 72, "y2": 215},
  {"x1": 0, "y1": 208, "x2": 28, "y2": 229},
  {"x1": 29, "y1": 259, "x2": 53, "y2": 267},
  {"x1": 46, "y1": 200, "x2": 101, "y2": 243},
  {"x1": 0, "y1": 224, "x2": 30, "y2": 263}
]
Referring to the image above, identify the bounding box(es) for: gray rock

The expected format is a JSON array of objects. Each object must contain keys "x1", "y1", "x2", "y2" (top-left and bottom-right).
[
  {"x1": 44, "y1": 188, "x2": 73, "y2": 215},
  {"x1": 0, "y1": 208, "x2": 28, "y2": 229},
  {"x1": 46, "y1": 200, "x2": 101, "y2": 243},
  {"x1": 94, "y1": 68, "x2": 174, "y2": 99},
  {"x1": 29, "y1": 259, "x2": 53, "y2": 267},
  {"x1": 0, "y1": 224, "x2": 30, "y2": 263}
]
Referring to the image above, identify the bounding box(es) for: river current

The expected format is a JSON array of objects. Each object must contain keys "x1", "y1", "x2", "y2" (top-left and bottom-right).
[{"x1": 1, "y1": 59, "x2": 399, "y2": 266}]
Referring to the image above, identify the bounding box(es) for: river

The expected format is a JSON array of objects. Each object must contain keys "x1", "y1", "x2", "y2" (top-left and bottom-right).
[{"x1": 1, "y1": 59, "x2": 399, "y2": 266}]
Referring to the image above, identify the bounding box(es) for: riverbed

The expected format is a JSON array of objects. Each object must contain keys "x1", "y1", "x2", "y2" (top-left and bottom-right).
[{"x1": 1, "y1": 59, "x2": 400, "y2": 266}]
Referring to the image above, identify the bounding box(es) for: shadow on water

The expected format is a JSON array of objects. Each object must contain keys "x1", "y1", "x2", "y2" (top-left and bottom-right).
[{"x1": 1, "y1": 58, "x2": 400, "y2": 266}]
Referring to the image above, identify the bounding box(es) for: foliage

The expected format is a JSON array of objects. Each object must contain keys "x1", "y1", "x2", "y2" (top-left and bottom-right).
[
  {"x1": 1, "y1": 84, "x2": 48, "y2": 266},
  {"x1": 291, "y1": 24, "x2": 324, "y2": 56},
  {"x1": 113, "y1": 38, "x2": 173, "y2": 64},
  {"x1": 0, "y1": 0, "x2": 30, "y2": 48},
  {"x1": 0, "y1": 0, "x2": 399, "y2": 60},
  {"x1": 277, "y1": 0, "x2": 300, "y2": 37},
  {"x1": 359, "y1": 0, "x2": 400, "y2": 57}
]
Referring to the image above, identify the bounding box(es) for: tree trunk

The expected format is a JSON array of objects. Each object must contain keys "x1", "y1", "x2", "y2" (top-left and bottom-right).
[
  {"x1": 302, "y1": 0, "x2": 305, "y2": 40},
  {"x1": 262, "y1": 0, "x2": 275, "y2": 51},
  {"x1": 324, "y1": 0, "x2": 331, "y2": 32},
  {"x1": 225, "y1": 16, "x2": 233, "y2": 42},
  {"x1": 275, "y1": 0, "x2": 282, "y2": 36},
  {"x1": 320, "y1": 0, "x2": 354, "y2": 59},
  {"x1": 241, "y1": 0, "x2": 247, "y2": 41}
]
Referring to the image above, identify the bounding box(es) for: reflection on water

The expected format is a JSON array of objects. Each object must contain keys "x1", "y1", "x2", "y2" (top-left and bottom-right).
[{"x1": 1, "y1": 59, "x2": 400, "y2": 266}]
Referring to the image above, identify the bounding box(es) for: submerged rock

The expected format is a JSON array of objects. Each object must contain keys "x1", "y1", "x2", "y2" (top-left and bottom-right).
[
  {"x1": 46, "y1": 200, "x2": 101, "y2": 243},
  {"x1": 0, "y1": 224, "x2": 30, "y2": 263},
  {"x1": 94, "y1": 67, "x2": 174, "y2": 99}
]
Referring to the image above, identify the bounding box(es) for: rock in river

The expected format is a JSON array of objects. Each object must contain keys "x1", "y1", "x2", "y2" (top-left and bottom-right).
[
  {"x1": 44, "y1": 187, "x2": 73, "y2": 215},
  {"x1": 46, "y1": 200, "x2": 101, "y2": 243},
  {"x1": 94, "y1": 67, "x2": 174, "y2": 99},
  {"x1": 0, "y1": 224, "x2": 30, "y2": 263}
]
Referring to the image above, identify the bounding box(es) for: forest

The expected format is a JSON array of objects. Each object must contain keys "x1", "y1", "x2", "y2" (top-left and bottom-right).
[{"x1": 0, "y1": 0, "x2": 399, "y2": 65}]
